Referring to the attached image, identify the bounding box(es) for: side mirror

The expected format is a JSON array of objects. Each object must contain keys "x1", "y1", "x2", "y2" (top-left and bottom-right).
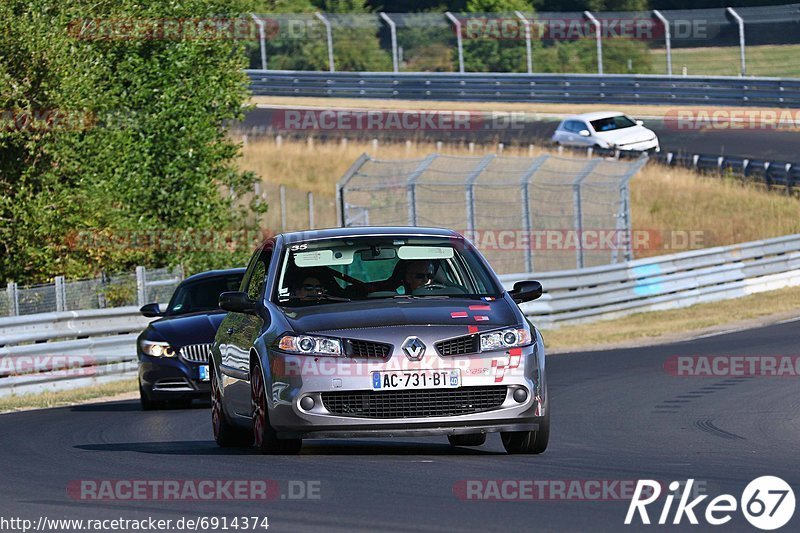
[
  {"x1": 139, "y1": 303, "x2": 163, "y2": 318},
  {"x1": 578, "y1": 129, "x2": 591, "y2": 137},
  {"x1": 219, "y1": 291, "x2": 257, "y2": 314},
  {"x1": 635, "y1": 120, "x2": 644, "y2": 126},
  {"x1": 509, "y1": 280, "x2": 543, "y2": 304}
]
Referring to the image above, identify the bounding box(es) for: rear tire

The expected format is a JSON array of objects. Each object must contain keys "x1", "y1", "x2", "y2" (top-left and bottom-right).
[
  {"x1": 447, "y1": 433, "x2": 487, "y2": 447},
  {"x1": 211, "y1": 365, "x2": 253, "y2": 447},
  {"x1": 251, "y1": 359, "x2": 302, "y2": 455},
  {"x1": 501, "y1": 409, "x2": 549, "y2": 455}
]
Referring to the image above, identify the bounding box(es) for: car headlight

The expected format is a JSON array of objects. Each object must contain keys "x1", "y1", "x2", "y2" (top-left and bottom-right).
[
  {"x1": 140, "y1": 340, "x2": 175, "y2": 357},
  {"x1": 277, "y1": 334, "x2": 342, "y2": 357},
  {"x1": 480, "y1": 328, "x2": 531, "y2": 352}
]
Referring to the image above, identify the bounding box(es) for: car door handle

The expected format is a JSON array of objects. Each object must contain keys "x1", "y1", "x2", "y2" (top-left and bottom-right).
[{"x1": 226, "y1": 327, "x2": 235, "y2": 335}]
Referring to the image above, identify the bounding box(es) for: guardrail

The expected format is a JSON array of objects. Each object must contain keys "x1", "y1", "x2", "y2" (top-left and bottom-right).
[
  {"x1": 0, "y1": 306, "x2": 154, "y2": 397},
  {"x1": 2, "y1": 233, "x2": 799, "y2": 396},
  {"x1": 500, "y1": 233, "x2": 800, "y2": 325},
  {"x1": 248, "y1": 70, "x2": 800, "y2": 108}
]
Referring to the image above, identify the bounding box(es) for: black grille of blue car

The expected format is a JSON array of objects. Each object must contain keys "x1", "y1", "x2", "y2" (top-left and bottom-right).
[{"x1": 321, "y1": 386, "x2": 508, "y2": 418}]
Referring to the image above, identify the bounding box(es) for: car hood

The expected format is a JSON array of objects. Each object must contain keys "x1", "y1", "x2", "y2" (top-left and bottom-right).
[
  {"x1": 144, "y1": 310, "x2": 226, "y2": 347},
  {"x1": 594, "y1": 125, "x2": 655, "y2": 144},
  {"x1": 279, "y1": 297, "x2": 518, "y2": 334}
]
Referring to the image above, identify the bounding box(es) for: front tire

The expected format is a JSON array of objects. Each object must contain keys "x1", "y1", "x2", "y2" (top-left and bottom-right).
[
  {"x1": 501, "y1": 409, "x2": 549, "y2": 455},
  {"x1": 211, "y1": 365, "x2": 253, "y2": 447},
  {"x1": 251, "y1": 359, "x2": 302, "y2": 455},
  {"x1": 448, "y1": 434, "x2": 487, "y2": 447}
]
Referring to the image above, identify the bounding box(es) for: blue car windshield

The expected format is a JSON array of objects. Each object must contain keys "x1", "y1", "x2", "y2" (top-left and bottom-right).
[
  {"x1": 166, "y1": 274, "x2": 244, "y2": 316},
  {"x1": 275, "y1": 236, "x2": 502, "y2": 305}
]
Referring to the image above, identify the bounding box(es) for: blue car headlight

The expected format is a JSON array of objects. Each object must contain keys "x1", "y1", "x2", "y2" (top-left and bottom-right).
[{"x1": 140, "y1": 339, "x2": 176, "y2": 357}]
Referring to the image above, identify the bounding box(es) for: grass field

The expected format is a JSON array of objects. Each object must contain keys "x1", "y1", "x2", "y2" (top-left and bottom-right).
[
  {"x1": 651, "y1": 44, "x2": 800, "y2": 78},
  {"x1": 237, "y1": 136, "x2": 800, "y2": 257},
  {"x1": 0, "y1": 378, "x2": 137, "y2": 413}
]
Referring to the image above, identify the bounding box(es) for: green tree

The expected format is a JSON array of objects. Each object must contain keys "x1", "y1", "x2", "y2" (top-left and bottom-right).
[{"x1": 0, "y1": 0, "x2": 260, "y2": 284}]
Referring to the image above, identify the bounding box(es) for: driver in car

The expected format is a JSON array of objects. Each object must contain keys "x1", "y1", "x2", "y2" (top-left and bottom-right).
[
  {"x1": 292, "y1": 273, "x2": 326, "y2": 298},
  {"x1": 402, "y1": 260, "x2": 437, "y2": 293}
]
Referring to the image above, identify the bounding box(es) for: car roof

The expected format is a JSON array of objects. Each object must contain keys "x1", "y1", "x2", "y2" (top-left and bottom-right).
[
  {"x1": 181, "y1": 267, "x2": 247, "y2": 284},
  {"x1": 279, "y1": 226, "x2": 461, "y2": 244},
  {"x1": 564, "y1": 111, "x2": 627, "y2": 122}
]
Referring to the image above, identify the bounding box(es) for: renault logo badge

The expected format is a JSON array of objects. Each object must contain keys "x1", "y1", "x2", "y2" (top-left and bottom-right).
[{"x1": 402, "y1": 337, "x2": 426, "y2": 361}]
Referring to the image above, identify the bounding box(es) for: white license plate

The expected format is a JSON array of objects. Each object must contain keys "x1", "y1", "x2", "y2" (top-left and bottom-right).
[
  {"x1": 198, "y1": 365, "x2": 210, "y2": 381},
  {"x1": 372, "y1": 369, "x2": 461, "y2": 391}
]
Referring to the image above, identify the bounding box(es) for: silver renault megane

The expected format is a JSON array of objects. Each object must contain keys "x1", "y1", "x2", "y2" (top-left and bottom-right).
[{"x1": 210, "y1": 227, "x2": 548, "y2": 454}]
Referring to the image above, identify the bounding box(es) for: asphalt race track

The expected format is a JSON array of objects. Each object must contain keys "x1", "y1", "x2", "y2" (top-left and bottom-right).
[
  {"x1": 1, "y1": 320, "x2": 797, "y2": 532},
  {"x1": 241, "y1": 106, "x2": 800, "y2": 162}
]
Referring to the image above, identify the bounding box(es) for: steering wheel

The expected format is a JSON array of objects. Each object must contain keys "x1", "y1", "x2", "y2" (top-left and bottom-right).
[{"x1": 414, "y1": 282, "x2": 448, "y2": 292}]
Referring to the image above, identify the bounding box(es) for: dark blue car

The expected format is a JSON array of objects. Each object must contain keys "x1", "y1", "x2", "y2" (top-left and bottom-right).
[{"x1": 137, "y1": 268, "x2": 246, "y2": 410}]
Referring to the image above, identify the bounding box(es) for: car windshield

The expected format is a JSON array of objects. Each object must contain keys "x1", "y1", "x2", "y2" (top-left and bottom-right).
[
  {"x1": 275, "y1": 236, "x2": 502, "y2": 306},
  {"x1": 165, "y1": 274, "x2": 244, "y2": 316},
  {"x1": 590, "y1": 115, "x2": 636, "y2": 132}
]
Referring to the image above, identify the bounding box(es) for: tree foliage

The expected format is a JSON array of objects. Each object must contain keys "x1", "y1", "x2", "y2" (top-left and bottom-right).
[{"x1": 0, "y1": 0, "x2": 260, "y2": 284}]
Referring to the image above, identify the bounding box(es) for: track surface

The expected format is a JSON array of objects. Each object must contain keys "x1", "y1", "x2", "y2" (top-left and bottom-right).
[
  {"x1": 1, "y1": 320, "x2": 798, "y2": 532},
  {"x1": 241, "y1": 106, "x2": 800, "y2": 161}
]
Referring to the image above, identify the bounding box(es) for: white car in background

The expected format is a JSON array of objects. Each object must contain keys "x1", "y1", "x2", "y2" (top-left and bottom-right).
[{"x1": 552, "y1": 111, "x2": 660, "y2": 152}]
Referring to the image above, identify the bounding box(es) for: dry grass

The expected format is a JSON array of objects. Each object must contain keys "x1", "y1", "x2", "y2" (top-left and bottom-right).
[
  {"x1": 237, "y1": 136, "x2": 800, "y2": 252},
  {"x1": 0, "y1": 378, "x2": 137, "y2": 413},
  {"x1": 250, "y1": 95, "x2": 793, "y2": 119},
  {"x1": 542, "y1": 284, "x2": 800, "y2": 352}
]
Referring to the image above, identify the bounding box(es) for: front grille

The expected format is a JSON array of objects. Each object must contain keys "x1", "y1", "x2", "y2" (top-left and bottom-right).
[
  {"x1": 179, "y1": 343, "x2": 211, "y2": 364},
  {"x1": 343, "y1": 339, "x2": 392, "y2": 358},
  {"x1": 436, "y1": 335, "x2": 480, "y2": 356},
  {"x1": 321, "y1": 386, "x2": 508, "y2": 418}
]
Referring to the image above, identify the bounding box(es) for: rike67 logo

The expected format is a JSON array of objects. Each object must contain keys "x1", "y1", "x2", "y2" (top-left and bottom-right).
[{"x1": 626, "y1": 477, "x2": 795, "y2": 530}]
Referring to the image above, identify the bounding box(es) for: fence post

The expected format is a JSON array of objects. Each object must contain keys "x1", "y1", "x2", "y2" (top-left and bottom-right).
[
  {"x1": 519, "y1": 155, "x2": 549, "y2": 273},
  {"x1": 726, "y1": 7, "x2": 746, "y2": 76},
  {"x1": 55, "y1": 275, "x2": 66, "y2": 312},
  {"x1": 136, "y1": 266, "x2": 147, "y2": 307},
  {"x1": 314, "y1": 12, "x2": 335, "y2": 72},
  {"x1": 279, "y1": 185, "x2": 287, "y2": 231},
  {"x1": 584, "y1": 11, "x2": 603, "y2": 75},
  {"x1": 250, "y1": 14, "x2": 268, "y2": 70},
  {"x1": 618, "y1": 156, "x2": 649, "y2": 262},
  {"x1": 406, "y1": 154, "x2": 438, "y2": 226},
  {"x1": 379, "y1": 12, "x2": 399, "y2": 73},
  {"x1": 308, "y1": 191, "x2": 315, "y2": 229},
  {"x1": 445, "y1": 12, "x2": 465, "y2": 73},
  {"x1": 514, "y1": 10, "x2": 532, "y2": 74},
  {"x1": 6, "y1": 282, "x2": 18, "y2": 316},
  {"x1": 253, "y1": 180, "x2": 262, "y2": 227},
  {"x1": 653, "y1": 10, "x2": 672, "y2": 76},
  {"x1": 572, "y1": 159, "x2": 601, "y2": 269},
  {"x1": 336, "y1": 153, "x2": 370, "y2": 227},
  {"x1": 465, "y1": 155, "x2": 496, "y2": 236}
]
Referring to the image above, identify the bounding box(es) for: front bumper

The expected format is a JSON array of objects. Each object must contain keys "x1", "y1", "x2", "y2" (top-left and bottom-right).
[
  {"x1": 139, "y1": 356, "x2": 211, "y2": 401},
  {"x1": 255, "y1": 344, "x2": 545, "y2": 438}
]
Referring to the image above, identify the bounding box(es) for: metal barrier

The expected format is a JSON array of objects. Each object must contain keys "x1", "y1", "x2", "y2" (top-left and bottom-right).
[
  {"x1": 248, "y1": 70, "x2": 800, "y2": 108},
  {"x1": 500, "y1": 233, "x2": 800, "y2": 325},
  {"x1": 0, "y1": 306, "x2": 153, "y2": 397},
  {"x1": 2, "y1": 233, "x2": 799, "y2": 395}
]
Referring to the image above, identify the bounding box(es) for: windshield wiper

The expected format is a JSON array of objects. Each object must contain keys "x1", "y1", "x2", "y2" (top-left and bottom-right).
[{"x1": 391, "y1": 294, "x2": 451, "y2": 299}]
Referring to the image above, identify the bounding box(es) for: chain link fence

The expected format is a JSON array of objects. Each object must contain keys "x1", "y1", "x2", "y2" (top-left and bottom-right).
[
  {"x1": 3, "y1": 266, "x2": 183, "y2": 317},
  {"x1": 337, "y1": 152, "x2": 648, "y2": 274},
  {"x1": 249, "y1": 4, "x2": 800, "y2": 77}
]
